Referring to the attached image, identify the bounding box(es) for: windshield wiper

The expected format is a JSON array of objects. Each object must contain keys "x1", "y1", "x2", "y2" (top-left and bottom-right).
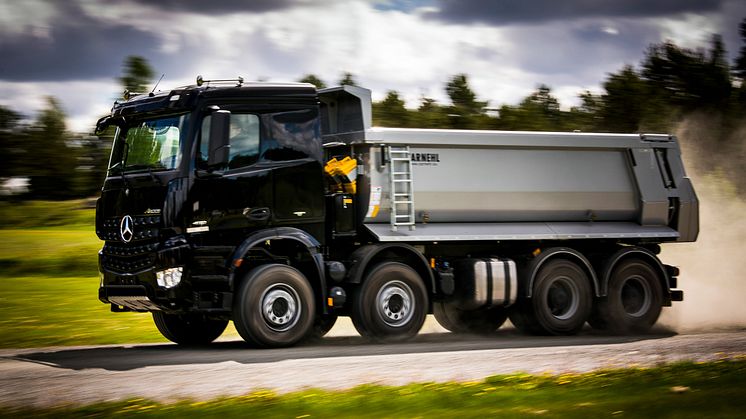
[{"x1": 145, "y1": 166, "x2": 162, "y2": 185}]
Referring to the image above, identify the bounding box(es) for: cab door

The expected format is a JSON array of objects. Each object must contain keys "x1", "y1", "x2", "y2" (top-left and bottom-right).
[{"x1": 190, "y1": 112, "x2": 272, "y2": 242}]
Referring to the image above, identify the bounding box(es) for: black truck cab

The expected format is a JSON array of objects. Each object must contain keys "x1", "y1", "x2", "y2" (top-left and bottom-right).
[{"x1": 96, "y1": 81, "x2": 328, "y2": 323}]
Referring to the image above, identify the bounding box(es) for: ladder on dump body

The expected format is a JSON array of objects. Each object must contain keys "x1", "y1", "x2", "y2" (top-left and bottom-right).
[{"x1": 388, "y1": 145, "x2": 416, "y2": 231}]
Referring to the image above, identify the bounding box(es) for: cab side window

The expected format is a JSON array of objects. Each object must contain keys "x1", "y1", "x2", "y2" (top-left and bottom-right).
[
  {"x1": 198, "y1": 113, "x2": 260, "y2": 170},
  {"x1": 261, "y1": 109, "x2": 322, "y2": 162},
  {"x1": 227, "y1": 114, "x2": 260, "y2": 169}
]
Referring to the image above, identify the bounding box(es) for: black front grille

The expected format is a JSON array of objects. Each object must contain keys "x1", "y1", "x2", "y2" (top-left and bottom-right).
[
  {"x1": 97, "y1": 215, "x2": 161, "y2": 243},
  {"x1": 101, "y1": 251, "x2": 157, "y2": 273},
  {"x1": 99, "y1": 214, "x2": 161, "y2": 273}
]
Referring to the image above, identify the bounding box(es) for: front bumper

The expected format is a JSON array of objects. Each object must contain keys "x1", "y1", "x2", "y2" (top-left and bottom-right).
[
  {"x1": 98, "y1": 241, "x2": 232, "y2": 313},
  {"x1": 98, "y1": 241, "x2": 192, "y2": 311}
]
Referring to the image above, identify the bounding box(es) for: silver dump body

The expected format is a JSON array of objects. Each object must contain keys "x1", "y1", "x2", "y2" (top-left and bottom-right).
[{"x1": 320, "y1": 86, "x2": 699, "y2": 243}]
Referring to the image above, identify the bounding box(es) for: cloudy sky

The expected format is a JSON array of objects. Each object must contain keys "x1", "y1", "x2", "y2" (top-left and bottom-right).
[{"x1": 1, "y1": 0, "x2": 744, "y2": 132}]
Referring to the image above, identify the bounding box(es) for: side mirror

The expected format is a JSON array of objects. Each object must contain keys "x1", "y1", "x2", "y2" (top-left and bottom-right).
[
  {"x1": 95, "y1": 115, "x2": 123, "y2": 136},
  {"x1": 208, "y1": 110, "x2": 231, "y2": 167}
]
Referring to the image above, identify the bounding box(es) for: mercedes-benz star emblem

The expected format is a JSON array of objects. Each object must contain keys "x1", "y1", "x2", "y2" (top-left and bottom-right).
[{"x1": 120, "y1": 215, "x2": 134, "y2": 243}]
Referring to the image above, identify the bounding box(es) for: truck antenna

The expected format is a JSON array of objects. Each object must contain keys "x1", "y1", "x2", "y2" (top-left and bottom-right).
[{"x1": 149, "y1": 74, "x2": 165, "y2": 96}]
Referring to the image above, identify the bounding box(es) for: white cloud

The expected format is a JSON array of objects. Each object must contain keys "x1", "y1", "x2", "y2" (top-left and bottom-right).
[
  {"x1": 0, "y1": 0, "x2": 56, "y2": 34},
  {"x1": 2, "y1": 0, "x2": 744, "y2": 132},
  {"x1": 0, "y1": 79, "x2": 121, "y2": 132},
  {"x1": 602, "y1": 26, "x2": 620, "y2": 35},
  {"x1": 655, "y1": 12, "x2": 723, "y2": 48}
]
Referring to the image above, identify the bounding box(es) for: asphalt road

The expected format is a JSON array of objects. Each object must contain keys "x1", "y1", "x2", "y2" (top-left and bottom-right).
[{"x1": 2, "y1": 327, "x2": 745, "y2": 408}]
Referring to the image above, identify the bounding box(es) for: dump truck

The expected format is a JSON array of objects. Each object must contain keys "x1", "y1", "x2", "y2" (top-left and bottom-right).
[{"x1": 95, "y1": 78, "x2": 698, "y2": 347}]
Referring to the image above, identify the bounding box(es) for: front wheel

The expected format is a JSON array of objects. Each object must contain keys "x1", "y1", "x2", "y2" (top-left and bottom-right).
[
  {"x1": 152, "y1": 312, "x2": 228, "y2": 345},
  {"x1": 351, "y1": 262, "x2": 428, "y2": 342},
  {"x1": 233, "y1": 264, "x2": 315, "y2": 348},
  {"x1": 590, "y1": 259, "x2": 663, "y2": 334}
]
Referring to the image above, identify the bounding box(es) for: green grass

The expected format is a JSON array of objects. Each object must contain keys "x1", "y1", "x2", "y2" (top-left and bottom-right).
[
  {"x1": 0, "y1": 275, "x2": 166, "y2": 347},
  {"x1": 1, "y1": 360, "x2": 744, "y2": 418},
  {"x1": 0, "y1": 229, "x2": 100, "y2": 276},
  {"x1": 0, "y1": 199, "x2": 95, "y2": 229},
  {"x1": 0, "y1": 199, "x2": 98, "y2": 276},
  {"x1": 0, "y1": 200, "x2": 241, "y2": 348},
  {"x1": 0, "y1": 275, "x2": 239, "y2": 348}
]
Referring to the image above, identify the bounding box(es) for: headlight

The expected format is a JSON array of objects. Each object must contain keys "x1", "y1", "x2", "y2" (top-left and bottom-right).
[{"x1": 156, "y1": 267, "x2": 183, "y2": 288}]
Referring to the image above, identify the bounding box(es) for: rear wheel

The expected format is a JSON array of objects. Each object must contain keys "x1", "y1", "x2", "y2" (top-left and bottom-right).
[
  {"x1": 511, "y1": 259, "x2": 592, "y2": 335},
  {"x1": 433, "y1": 301, "x2": 508, "y2": 334},
  {"x1": 233, "y1": 264, "x2": 315, "y2": 348},
  {"x1": 152, "y1": 312, "x2": 228, "y2": 345},
  {"x1": 591, "y1": 259, "x2": 663, "y2": 334},
  {"x1": 351, "y1": 262, "x2": 427, "y2": 342}
]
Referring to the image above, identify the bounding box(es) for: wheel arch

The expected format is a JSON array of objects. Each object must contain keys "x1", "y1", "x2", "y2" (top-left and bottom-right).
[
  {"x1": 228, "y1": 227, "x2": 327, "y2": 314},
  {"x1": 524, "y1": 247, "x2": 600, "y2": 298},
  {"x1": 600, "y1": 246, "x2": 669, "y2": 298},
  {"x1": 347, "y1": 243, "x2": 436, "y2": 294}
]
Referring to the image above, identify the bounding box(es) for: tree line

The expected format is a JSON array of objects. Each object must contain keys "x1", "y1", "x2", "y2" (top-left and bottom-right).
[{"x1": 2, "y1": 19, "x2": 745, "y2": 200}]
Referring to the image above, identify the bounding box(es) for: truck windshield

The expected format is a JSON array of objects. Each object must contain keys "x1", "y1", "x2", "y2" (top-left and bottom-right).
[{"x1": 108, "y1": 114, "x2": 189, "y2": 174}]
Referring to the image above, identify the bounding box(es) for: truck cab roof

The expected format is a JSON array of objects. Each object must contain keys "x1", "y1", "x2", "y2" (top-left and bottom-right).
[{"x1": 110, "y1": 81, "x2": 318, "y2": 118}]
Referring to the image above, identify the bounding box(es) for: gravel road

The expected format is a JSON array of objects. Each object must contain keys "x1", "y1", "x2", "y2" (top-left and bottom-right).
[{"x1": 1, "y1": 322, "x2": 745, "y2": 409}]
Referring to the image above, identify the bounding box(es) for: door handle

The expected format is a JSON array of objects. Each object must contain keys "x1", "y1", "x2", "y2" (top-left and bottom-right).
[{"x1": 245, "y1": 207, "x2": 270, "y2": 221}]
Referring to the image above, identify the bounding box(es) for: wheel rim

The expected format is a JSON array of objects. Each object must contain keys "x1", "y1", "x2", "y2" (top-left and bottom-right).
[
  {"x1": 260, "y1": 284, "x2": 301, "y2": 332},
  {"x1": 375, "y1": 280, "x2": 414, "y2": 327},
  {"x1": 620, "y1": 275, "x2": 652, "y2": 317},
  {"x1": 546, "y1": 276, "x2": 580, "y2": 320}
]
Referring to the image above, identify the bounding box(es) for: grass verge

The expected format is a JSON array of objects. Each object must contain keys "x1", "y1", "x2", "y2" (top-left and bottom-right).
[
  {"x1": 0, "y1": 199, "x2": 95, "y2": 229},
  {"x1": 0, "y1": 275, "x2": 238, "y2": 348},
  {"x1": 0, "y1": 275, "x2": 166, "y2": 347},
  {"x1": 0, "y1": 199, "x2": 99, "y2": 277},
  {"x1": 0, "y1": 229, "x2": 100, "y2": 276},
  {"x1": 1, "y1": 360, "x2": 745, "y2": 418}
]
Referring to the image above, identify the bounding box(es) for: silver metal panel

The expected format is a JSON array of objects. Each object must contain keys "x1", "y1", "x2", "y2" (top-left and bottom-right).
[
  {"x1": 472, "y1": 261, "x2": 488, "y2": 308},
  {"x1": 490, "y1": 260, "x2": 506, "y2": 304},
  {"x1": 364, "y1": 222, "x2": 680, "y2": 242},
  {"x1": 350, "y1": 123, "x2": 696, "y2": 242},
  {"x1": 508, "y1": 262, "x2": 518, "y2": 304},
  {"x1": 361, "y1": 127, "x2": 677, "y2": 149},
  {"x1": 365, "y1": 145, "x2": 639, "y2": 224},
  {"x1": 631, "y1": 148, "x2": 669, "y2": 226}
]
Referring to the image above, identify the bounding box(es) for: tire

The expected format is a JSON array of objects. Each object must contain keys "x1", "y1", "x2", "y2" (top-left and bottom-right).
[
  {"x1": 515, "y1": 259, "x2": 592, "y2": 335},
  {"x1": 233, "y1": 264, "x2": 315, "y2": 348},
  {"x1": 591, "y1": 259, "x2": 663, "y2": 334},
  {"x1": 508, "y1": 298, "x2": 545, "y2": 335},
  {"x1": 152, "y1": 312, "x2": 228, "y2": 345},
  {"x1": 351, "y1": 262, "x2": 428, "y2": 342},
  {"x1": 308, "y1": 314, "x2": 338, "y2": 340},
  {"x1": 433, "y1": 301, "x2": 508, "y2": 334}
]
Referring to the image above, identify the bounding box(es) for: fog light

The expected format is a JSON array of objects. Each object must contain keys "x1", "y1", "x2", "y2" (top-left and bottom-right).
[{"x1": 156, "y1": 267, "x2": 183, "y2": 289}]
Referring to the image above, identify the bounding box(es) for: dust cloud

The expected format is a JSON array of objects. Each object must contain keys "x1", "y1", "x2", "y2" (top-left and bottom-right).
[{"x1": 658, "y1": 115, "x2": 746, "y2": 332}]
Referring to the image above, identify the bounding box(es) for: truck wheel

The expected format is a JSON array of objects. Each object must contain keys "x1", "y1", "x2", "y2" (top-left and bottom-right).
[
  {"x1": 233, "y1": 264, "x2": 315, "y2": 348},
  {"x1": 308, "y1": 314, "x2": 338, "y2": 340},
  {"x1": 152, "y1": 312, "x2": 228, "y2": 345},
  {"x1": 433, "y1": 301, "x2": 508, "y2": 334},
  {"x1": 591, "y1": 259, "x2": 663, "y2": 334},
  {"x1": 524, "y1": 259, "x2": 592, "y2": 335},
  {"x1": 351, "y1": 262, "x2": 427, "y2": 342}
]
